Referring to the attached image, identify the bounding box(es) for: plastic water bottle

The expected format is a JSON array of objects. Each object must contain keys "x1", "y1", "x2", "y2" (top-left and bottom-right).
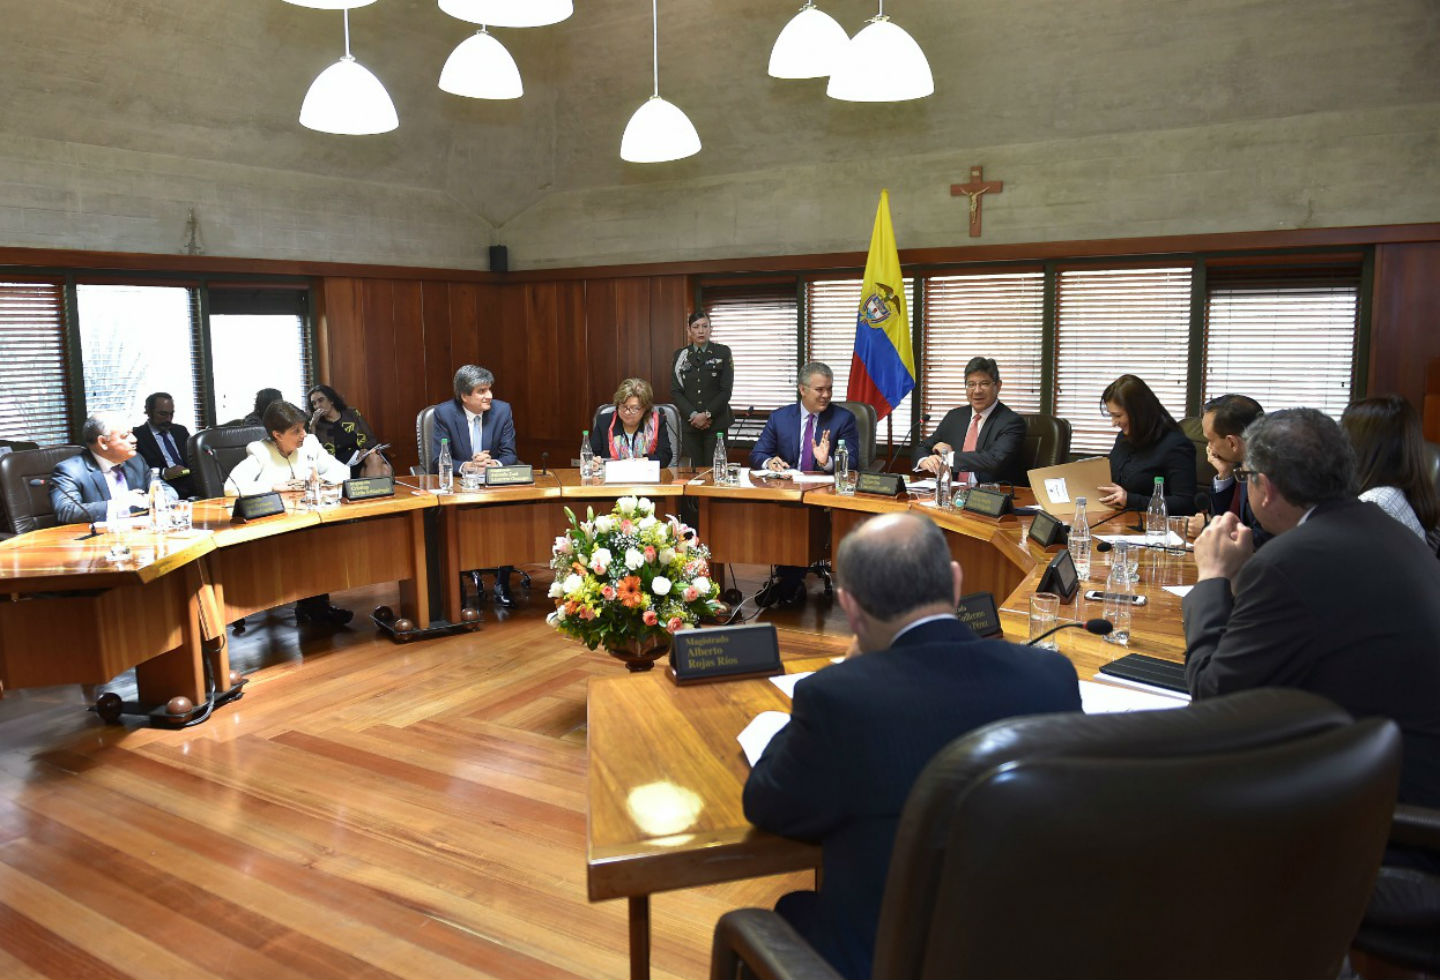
[
  {"x1": 437, "y1": 437, "x2": 454, "y2": 493},
  {"x1": 579, "y1": 431, "x2": 596, "y2": 480},
  {"x1": 1071, "y1": 496, "x2": 1091, "y2": 581},
  {"x1": 147, "y1": 467, "x2": 168, "y2": 532},
  {"x1": 1146, "y1": 476, "x2": 1167, "y2": 549},
  {"x1": 936, "y1": 459, "x2": 951, "y2": 508},
  {"x1": 835, "y1": 438, "x2": 851, "y2": 495},
  {"x1": 712, "y1": 431, "x2": 727, "y2": 485},
  {"x1": 1103, "y1": 553, "x2": 1132, "y2": 645}
]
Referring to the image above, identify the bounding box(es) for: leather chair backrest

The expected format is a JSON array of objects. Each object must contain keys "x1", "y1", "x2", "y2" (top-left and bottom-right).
[
  {"x1": 0, "y1": 445, "x2": 84, "y2": 535},
  {"x1": 0, "y1": 439, "x2": 40, "y2": 453},
  {"x1": 1428, "y1": 441, "x2": 1440, "y2": 496},
  {"x1": 1181, "y1": 415, "x2": 1218, "y2": 485},
  {"x1": 1020, "y1": 413, "x2": 1072, "y2": 470},
  {"x1": 415, "y1": 405, "x2": 439, "y2": 473},
  {"x1": 188, "y1": 426, "x2": 265, "y2": 498},
  {"x1": 591, "y1": 403, "x2": 682, "y2": 468},
  {"x1": 834, "y1": 400, "x2": 878, "y2": 470},
  {"x1": 873, "y1": 688, "x2": 1400, "y2": 980}
]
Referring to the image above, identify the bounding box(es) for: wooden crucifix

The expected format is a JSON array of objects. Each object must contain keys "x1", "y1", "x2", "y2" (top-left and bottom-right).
[{"x1": 950, "y1": 166, "x2": 1004, "y2": 237}]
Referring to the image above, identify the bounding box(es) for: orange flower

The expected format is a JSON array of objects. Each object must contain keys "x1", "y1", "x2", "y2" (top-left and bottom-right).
[
  {"x1": 616, "y1": 575, "x2": 646, "y2": 609},
  {"x1": 572, "y1": 561, "x2": 587, "y2": 576}
]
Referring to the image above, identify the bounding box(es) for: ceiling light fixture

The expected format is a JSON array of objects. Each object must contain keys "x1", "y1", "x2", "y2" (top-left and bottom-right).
[
  {"x1": 620, "y1": 0, "x2": 700, "y2": 163},
  {"x1": 768, "y1": 1, "x2": 849, "y2": 79},
  {"x1": 438, "y1": 0, "x2": 572, "y2": 29},
  {"x1": 282, "y1": 0, "x2": 379, "y2": 7},
  {"x1": 299, "y1": 8, "x2": 398, "y2": 135},
  {"x1": 826, "y1": 1, "x2": 933, "y2": 102},
  {"x1": 439, "y1": 27, "x2": 523, "y2": 99}
]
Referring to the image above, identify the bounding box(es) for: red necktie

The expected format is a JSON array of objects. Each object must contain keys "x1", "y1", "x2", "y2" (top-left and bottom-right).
[
  {"x1": 957, "y1": 411, "x2": 981, "y2": 483},
  {"x1": 1230, "y1": 478, "x2": 1246, "y2": 516},
  {"x1": 800, "y1": 413, "x2": 815, "y2": 471}
]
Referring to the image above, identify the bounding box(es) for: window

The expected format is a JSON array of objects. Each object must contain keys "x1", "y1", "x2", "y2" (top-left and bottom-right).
[
  {"x1": 921, "y1": 272, "x2": 1044, "y2": 436},
  {"x1": 0, "y1": 281, "x2": 70, "y2": 446},
  {"x1": 209, "y1": 286, "x2": 313, "y2": 425},
  {"x1": 702, "y1": 284, "x2": 798, "y2": 440},
  {"x1": 1054, "y1": 266, "x2": 1194, "y2": 454},
  {"x1": 76, "y1": 284, "x2": 202, "y2": 432},
  {"x1": 805, "y1": 278, "x2": 916, "y2": 432},
  {"x1": 1203, "y1": 271, "x2": 1360, "y2": 419}
]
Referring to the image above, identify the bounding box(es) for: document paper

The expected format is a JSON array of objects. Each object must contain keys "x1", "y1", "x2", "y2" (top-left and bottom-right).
[{"x1": 738, "y1": 711, "x2": 791, "y2": 767}]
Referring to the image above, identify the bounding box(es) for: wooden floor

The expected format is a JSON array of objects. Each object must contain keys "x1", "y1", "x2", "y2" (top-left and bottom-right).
[{"x1": 0, "y1": 565, "x2": 849, "y2": 979}]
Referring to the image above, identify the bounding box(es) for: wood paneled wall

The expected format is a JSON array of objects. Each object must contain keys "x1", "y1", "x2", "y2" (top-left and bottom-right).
[
  {"x1": 320, "y1": 276, "x2": 689, "y2": 475},
  {"x1": 1371, "y1": 242, "x2": 1440, "y2": 438}
]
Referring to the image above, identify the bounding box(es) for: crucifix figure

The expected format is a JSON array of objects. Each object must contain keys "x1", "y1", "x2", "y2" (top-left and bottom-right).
[{"x1": 949, "y1": 166, "x2": 1004, "y2": 237}]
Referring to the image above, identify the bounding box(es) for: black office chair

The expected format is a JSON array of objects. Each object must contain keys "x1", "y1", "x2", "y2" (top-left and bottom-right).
[
  {"x1": 0, "y1": 445, "x2": 85, "y2": 537},
  {"x1": 189, "y1": 425, "x2": 265, "y2": 498},
  {"x1": 1351, "y1": 803, "x2": 1440, "y2": 975},
  {"x1": 1020, "y1": 412, "x2": 1073, "y2": 470},
  {"x1": 712, "y1": 688, "x2": 1400, "y2": 980},
  {"x1": 590, "y1": 402, "x2": 683, "y2": 468},
  {"x1": 1181, "y1": 415, "x2": 1218, "y2": 486},
  {"x1": 415, "y1": 404, "x2": 530, "y2": 605}
]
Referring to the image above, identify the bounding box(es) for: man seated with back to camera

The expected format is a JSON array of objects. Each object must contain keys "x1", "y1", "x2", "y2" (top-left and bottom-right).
[
  {"x1": 749, "y1": 361, "x2": 858, "y2": 607},
  {"x1": 912, "y1": 356, "x2": 1026, "y2": 485},
  {"x1": 1183, "y1": 408, "x2": 1440, "y2": 870},
  {"x1": 431, "y1": 364, "x2": 521, "y2": 607},
  {"x1": 1185, "y1": 393, "x2": 1270, "y2": 547},
  {"x1": 50, "y1": 411, "x2": 178, "y2": 525},
  {"x1": 744, "y1": 512, "x2": 1082, "y2": 979}
]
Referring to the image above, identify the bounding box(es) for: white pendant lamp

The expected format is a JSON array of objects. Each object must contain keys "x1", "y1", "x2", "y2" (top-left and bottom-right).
[
  {"x1": 438, "y1": 0, "x2": 572, "y2": 28},
  {"x1": 620, "y1": 0, "x2": 700, "y2": 163},
  {"x1": 300, "y1": 9, "x2": 398, "y2": 135},
  {"x1": 282, "y1": 0, "x2": 378, "y2": 7},
  {"x1": 439, "y1": 28, "x2": 523, "y2": 99},
  {"x1": 826, "y1": 2, "x2": 934, "y2": 102},
  {"x1": 768, "y1": 1, "x2": 849, "y2": 79}
]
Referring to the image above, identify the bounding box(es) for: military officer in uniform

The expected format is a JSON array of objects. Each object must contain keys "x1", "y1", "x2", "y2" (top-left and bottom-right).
[{"x1": 671, "y1": 311, "x2": 734, "y2": 468}]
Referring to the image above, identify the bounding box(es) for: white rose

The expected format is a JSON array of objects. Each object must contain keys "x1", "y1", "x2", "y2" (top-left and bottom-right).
[
  {"x1": 616, "y1": 496, "x2": 638, "y2": 516},
  {"x1": 638, "y1": 515, "x2": 657, "y2": 531},
  {"x1": 625, "y1": 548, "x2": 644, "y2": 570},
  {"x1": 658, "y1": 547, "x2": 676, "y2": 565},
  {"x1": 652, "y1": 576, "x2": 672, "y2": 596},
  {"x1": 548, "y1": 581, "x2": 564, "y2": 598},
  {"x1": 563, "y1": 573, "x2": 584, "y2": 596},
  {"x1": 595, "y1": 515, "x2": 616, "y2": 533},
  {"x1": 693, "y1": 576, "x2": 711, "y2": 594},
  {"x1": 591, "y1": 547, "x2": 612, "y2": 568},
  {"x1": 637, "y1": 497, "x2": 655, "y2": 515}
]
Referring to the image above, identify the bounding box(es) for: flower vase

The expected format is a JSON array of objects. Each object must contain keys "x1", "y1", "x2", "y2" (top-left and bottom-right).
[{"x1": 604, "y1": 634, "x2": 672, "y2": 672}]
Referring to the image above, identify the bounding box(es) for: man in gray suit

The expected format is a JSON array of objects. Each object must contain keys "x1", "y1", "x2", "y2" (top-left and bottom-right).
[
  {"x1": 1183, "y1": 407, "x2": 1440, "y2": 824},
  {"x1": 49, "y1": 411, "x2": 176, "y2": 525}
]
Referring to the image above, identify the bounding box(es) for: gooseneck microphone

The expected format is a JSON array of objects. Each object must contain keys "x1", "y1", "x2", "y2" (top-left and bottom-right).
[
  {"x1": 46, "y1": 477, "x2": 101, "y2": 539},
  {"x1": 1194, "y1": 491, "x2": 1213, "y2": 519},
  {"x1": 1028, "y1": 618, "x2": 1114, "y2": 646},
  {"x1": 540, "y1": 451, "x2": 549, "y2": 476},
  {"x1": 884, "y1": 413, "x2": 932, "y2": 471}
]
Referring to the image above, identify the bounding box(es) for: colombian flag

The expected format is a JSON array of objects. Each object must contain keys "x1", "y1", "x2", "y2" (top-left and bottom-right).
[{"x1": 847, "y1": 189, "x2": 915, "y2": 421}]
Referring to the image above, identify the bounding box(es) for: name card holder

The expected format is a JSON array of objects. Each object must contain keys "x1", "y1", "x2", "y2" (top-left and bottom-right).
[
  {"x1": 603, "y1": 458, "x2": 661, "y2": 484},
  {"x1": 1026, "y1": 509, "x2": 1068, "y2": 550},
  {"x1": 484, "y1": 464, "x2": 534, "y2": 487},
  {"x1": 231, "y1": 491, "x2": 286, "y2": 524},
  {"x1": 963, "y1": 486, "x2": 1015, "y2": 521},
  {"x1": 1037, "y1": 548, "x2": 1081, "y2": 602},
  {"x1": 342, "y1": 475, "x2": 395, "y2": 501},
  {"x1": 855, "y1": 471, "x2": 906, "y2": 498},
  {"x1": 956, "y1": 591, "x2": 1003, "y2": 638},
  {"x1": 668, "y1": 623, "x2": 783, "y2": 685}
]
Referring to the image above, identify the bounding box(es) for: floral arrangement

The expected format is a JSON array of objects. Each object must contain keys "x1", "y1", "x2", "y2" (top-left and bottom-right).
[{"x1": 547, "y1": 496, "x2": 721, "y2": 650}]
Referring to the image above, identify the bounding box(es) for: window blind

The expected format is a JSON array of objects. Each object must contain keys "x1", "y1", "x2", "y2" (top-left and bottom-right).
[
  {"x1": 1054, "y1": 266, "x2": 1194, "y2": 454},
  {"x1": 921, "y1": 272, "x2": 1044, "y2": 440},
  {"x1": 702, "y1": 285, "x2": 799, "y2": 441},
  {"x1": 1203, "y1": 272, "x2": 1359, "y2": 419},
  {"x1": 0, "y1": 280, "x2": 70, "y2": 446},
  {"x1": 76, "y1": 283, "x2": 202, "y2": 433}
]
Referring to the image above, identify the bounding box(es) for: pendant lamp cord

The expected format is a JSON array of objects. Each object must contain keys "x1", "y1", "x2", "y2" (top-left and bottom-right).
[
  {"x1": 342, "y1": 7, "x2": 352, "y2": 58},
  {"x1": 651, "y1": 0, "x2": 660, "y2": 97}
]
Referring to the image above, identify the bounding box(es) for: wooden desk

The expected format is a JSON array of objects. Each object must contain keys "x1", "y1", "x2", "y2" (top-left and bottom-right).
[
  {"x1": 0, "y1": 523, "x2": 225, "y2": 706},
  {"x1": 588, "y1": 655, "x2": 828, "y2": 980},
  {"x1": 689, "y1": 473, "x2": 828, "y2": 568}
]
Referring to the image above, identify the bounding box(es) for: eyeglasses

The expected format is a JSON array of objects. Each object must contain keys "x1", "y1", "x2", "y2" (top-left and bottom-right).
[
  {"x1": 964, "y1": 380, "x2": 995, "y2": 392},
  {"x1": 618, "y1": 403, "x2": 645, "y2": 415},
  {"x1": 1234, "y1": 467, "x2": 1258, "y2": 483}
]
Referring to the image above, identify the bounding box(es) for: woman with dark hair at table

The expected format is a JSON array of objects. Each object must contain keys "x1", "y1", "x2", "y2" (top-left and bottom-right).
[
  {"x1": 307, "y1": 383, "x2": 390, "y2": 478},
  {"x1": 1096, "y1": 373, "x2": 1197, "y2": 514},
  {"x1": 227, "y1": 400, "x2": 354, "y2": 625},
  {"x1": 590, "y1": 378, "x2": 672, "y2": 463},
  {"x1": 1342, "y1": 394, "x2": 1440, "y2": 544}
]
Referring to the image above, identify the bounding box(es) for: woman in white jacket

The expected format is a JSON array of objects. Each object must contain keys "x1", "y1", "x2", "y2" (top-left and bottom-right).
[{"x1": 227, "y1": 399, "x2": 354, "y2": 625}]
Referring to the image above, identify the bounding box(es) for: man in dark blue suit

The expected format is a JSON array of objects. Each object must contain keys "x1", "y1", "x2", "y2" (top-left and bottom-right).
[
  {"x1": 744, "y1": 512, "x2": 1082, "y2": 978},
  {"x1": 431, "y1": 364, "x2": 521, "y2": 605},
  {"x1": 50, "y1": 411, "x2": 178, "y2": 525},
  {"x1": 133, "y1": 391, "x2": 196, "y2": 499},
  {"x1": 1185, "y1": 394, "x2": 1270, "y2": 548},
  {"x1": 749, "y1": 362, "x2": 860, "y2": 606},
  {"x1": 749, "y1": 361, "x2": 859, "y2": 474}
]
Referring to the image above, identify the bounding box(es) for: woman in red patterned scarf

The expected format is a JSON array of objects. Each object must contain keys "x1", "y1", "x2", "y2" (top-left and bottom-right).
[{"x1": 590, "y1": 378, "x2": 672, "y2": 462}]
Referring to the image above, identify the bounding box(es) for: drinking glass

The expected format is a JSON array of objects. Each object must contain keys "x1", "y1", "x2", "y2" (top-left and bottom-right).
[
  {"x1": 1166, "y1": 516, "x2": 1189, "y2": 556},
  {"x1": 168, "y1": 499, "x2": 193, "y2": 532},
  {"x1": 1029, "y1": 592, "x2": 1060, "y2": 650}
]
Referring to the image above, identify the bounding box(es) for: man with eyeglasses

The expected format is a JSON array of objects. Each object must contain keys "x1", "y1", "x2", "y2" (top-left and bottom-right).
[
  {"x1": 913, "y1": 356, "x2": 1026, "y2": 485},
  {"x1": 1183, "y1": 408, "x2": 1440, "y2": 870},
  {"x1": 50, "y1": 411, "x2": 178, "y2": 525},
  {"x1": 1186, "y1": 393, "x2": 1271, "y2": 547}
]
